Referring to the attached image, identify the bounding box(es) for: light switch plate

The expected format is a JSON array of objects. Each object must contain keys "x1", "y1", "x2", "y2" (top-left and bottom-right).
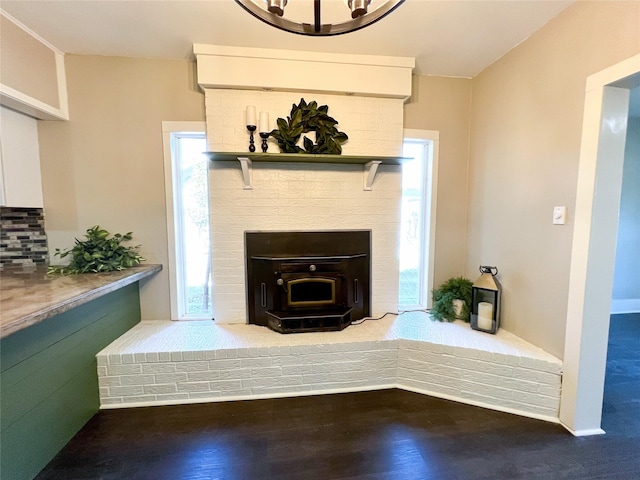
[{"x1": 553, "y1": 206, "x2": 566, "y2": 225}]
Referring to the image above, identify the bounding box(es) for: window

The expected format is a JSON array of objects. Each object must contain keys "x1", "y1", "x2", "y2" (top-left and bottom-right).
[
  {"x1": 162, "y1": 122, "x2": 213, "y2": 320},
  {"x1": 399, "y1": 130, "x2": 439, "y2": 310}
]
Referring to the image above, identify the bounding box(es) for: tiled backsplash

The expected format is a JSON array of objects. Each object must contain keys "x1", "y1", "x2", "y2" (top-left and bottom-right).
[{"x1": 0, "y1": 207, "x2": 49, "y2": 265}]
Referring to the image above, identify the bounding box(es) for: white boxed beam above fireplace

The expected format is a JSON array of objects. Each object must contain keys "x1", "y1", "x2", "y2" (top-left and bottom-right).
[{"x1": 194, "y1": 44, "x2": 414, "y2": 99}]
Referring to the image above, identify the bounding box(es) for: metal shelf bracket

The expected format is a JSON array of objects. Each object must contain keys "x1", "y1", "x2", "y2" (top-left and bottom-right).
[
  {"x1": 363, "y1": 161, "x2": 382, "y2": 191},
  {"x1": 237, "y1": 157, "x2": 253, "y2": 189}
]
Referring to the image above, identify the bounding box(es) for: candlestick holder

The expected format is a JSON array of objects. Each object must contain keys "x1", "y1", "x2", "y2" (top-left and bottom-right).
[
  {"x1": 260, "y1": 132, "x2": 269, "y2": 153},
  {"x1": 247, "y1": 125, "x2": 257, "y2": 152}
]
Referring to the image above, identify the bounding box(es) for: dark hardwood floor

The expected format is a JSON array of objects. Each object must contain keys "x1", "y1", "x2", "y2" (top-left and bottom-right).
[{"x1": 35, "y1": 314, "x2": 640, "y2": 480}]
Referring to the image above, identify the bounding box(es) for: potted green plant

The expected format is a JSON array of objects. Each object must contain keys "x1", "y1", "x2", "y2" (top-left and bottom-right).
[
  {"x1": 48, "y1": 226, "x2": 145, "y2": 274},
  {"x1": 430, "y1": 276, "x2": 473, "y2": 322}
]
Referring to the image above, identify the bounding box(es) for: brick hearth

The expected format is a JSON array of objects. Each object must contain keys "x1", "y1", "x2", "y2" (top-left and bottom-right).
[{"x1": 97, "y1": 312, "x2": 562, "y2": 422}]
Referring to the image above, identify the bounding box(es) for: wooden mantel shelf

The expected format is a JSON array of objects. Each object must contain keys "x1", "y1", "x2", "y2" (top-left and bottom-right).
[
  {"x1": 206, "y1": 152, "x2": 408, "y2": 190},
  {"x1": 206, "y1": 152, "x2": 407, "y2": 165}
]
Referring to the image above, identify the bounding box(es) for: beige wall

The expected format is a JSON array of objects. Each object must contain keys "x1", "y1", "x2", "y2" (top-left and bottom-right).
[
  {"x1": 38, "y1": 55, "x2": 204, "y2": 320},
  {"x1": 467, "y1": 0, "x2": 640, "y2": 358},
  {"x1": 404, "y1": 75, "x2": 472, "y2": 289}
]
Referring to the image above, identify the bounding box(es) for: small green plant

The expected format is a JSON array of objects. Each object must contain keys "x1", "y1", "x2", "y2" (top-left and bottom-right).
[
  {"x1": 48, "y1": 226, "x2": 145, "y2": 274},
  {"x1": 430, "y1": 276, "x2": 473, "y2": 322},
  {"x1": 270, "y1": 98, "x2": 349, "y2": 154}
]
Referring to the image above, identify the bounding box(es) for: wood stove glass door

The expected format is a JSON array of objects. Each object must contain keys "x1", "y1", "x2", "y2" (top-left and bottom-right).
[{"x1": 286, "y1": 277, "x2": 336, "y2": 307}]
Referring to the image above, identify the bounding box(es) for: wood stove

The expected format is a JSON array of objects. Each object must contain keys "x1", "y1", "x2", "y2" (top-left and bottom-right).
[{"x1": 245, "y1": 230, "x2": 371, "y2": 333}]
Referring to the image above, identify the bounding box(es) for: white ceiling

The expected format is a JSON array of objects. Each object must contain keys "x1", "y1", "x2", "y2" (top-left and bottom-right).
[{"x1": 1, "y1": 0, "x2": 576, "y2": 77}]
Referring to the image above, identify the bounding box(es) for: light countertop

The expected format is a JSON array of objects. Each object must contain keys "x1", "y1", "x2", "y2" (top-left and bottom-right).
[{"x1": 0, "y1": 264, "x2": 162, "y2": 339}]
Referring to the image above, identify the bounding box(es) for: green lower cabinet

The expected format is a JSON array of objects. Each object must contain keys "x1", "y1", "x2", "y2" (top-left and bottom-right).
[{"x1": 1, "y1": 283, "x2": 141, "y2": 480}]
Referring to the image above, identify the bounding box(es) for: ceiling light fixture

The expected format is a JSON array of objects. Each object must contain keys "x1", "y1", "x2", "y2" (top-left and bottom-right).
[{"x1": 235, "y1": 0, "x2": 405, "y2": 36}]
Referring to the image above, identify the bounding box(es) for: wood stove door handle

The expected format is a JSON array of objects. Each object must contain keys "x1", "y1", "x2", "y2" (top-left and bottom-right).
[
  {"x1": 261, "y1": 282, "x2": 267, "y2": 308},
  {"x1": 354, "y1": 279, "x2": 359, "y2": 304}
]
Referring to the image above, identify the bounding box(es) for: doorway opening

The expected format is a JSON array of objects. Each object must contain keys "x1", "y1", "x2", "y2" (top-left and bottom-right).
[{"x1": 560, "y1": 54, "x2": 640, "y2": 436}]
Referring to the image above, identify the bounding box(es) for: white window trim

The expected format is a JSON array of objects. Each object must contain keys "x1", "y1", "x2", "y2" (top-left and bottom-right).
[
  {"x1": 403, "y1": 129, "x2": 440, "y2": 309},
  {"x1": 161, "y1": 121, "x2": 209, "y2": 320}
]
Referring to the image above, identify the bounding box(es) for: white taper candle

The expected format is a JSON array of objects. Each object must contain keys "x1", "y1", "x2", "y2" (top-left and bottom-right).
[
  {"x1": 245, "y1": 105, "x2": 256, "y2": 126},
  {"x1": 259, "y1": 112, "x2": 269, "y2": 133}
]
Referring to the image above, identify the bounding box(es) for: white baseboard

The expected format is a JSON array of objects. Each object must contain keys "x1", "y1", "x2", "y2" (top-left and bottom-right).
[
  {"x1": 101, "y1": 383, "x2": 561, "y2": 426},
  {"x1": 397, "y1": 384, "x2": 560, "y2": 425},
  {"x1": 560, "y1": 422, "x2": 606, "y2": 437},
  {"x1": 100, "y1": 384, "x2": 395, "y2": 410},
  {"x1": 610, "y1": 298, "x2": 640, "y2": 314}
]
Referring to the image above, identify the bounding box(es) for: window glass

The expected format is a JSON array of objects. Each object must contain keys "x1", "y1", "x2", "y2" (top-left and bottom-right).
[
  {"x1": 174, "y1": 135, "x2": 212, "y2": 317},
  {"x1": 399, "y1": 141, "x2": 428, "y2": 308}
]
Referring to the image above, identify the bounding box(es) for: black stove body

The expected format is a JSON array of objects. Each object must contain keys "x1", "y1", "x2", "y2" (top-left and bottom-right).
[{"x1": 245, "y1": 230, "x2": 371, "y2": 333}]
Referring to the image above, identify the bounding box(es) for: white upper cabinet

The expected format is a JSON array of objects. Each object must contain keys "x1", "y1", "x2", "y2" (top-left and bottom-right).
[{"x1": 0, "y1": 106, "x2": 44, "y2": 208}]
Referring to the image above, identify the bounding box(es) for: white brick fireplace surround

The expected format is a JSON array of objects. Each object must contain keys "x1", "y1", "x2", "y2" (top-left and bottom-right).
[
  {"x1": 95, "y1": 46, "x2": 564, "y2": 425},
  {"x1": 195, "y1": 45, "x2": 413, "y2": 323},
  {"x1": 97, "y1": 313, "x2": 562, "y2": 423}
]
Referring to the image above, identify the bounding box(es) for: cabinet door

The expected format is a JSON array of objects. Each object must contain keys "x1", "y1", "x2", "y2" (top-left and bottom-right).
[{"x1": 0, "y1": 106, "x2": 44, "y2": 208}]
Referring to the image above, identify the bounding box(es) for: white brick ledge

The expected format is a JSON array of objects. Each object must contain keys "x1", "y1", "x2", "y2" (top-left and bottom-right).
[{"x1": 96, "y1": 312, "x2": 562, "y2": 422}]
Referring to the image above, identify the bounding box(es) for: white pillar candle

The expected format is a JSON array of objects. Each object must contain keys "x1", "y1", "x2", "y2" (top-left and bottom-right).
[
  {"x1": 477, "y1": 302, "x2": 493, "y2": 330},
  {"x1": 259, "y1": 112, "x2": 270, "y2": 133},
  {"x1": 245, "y1": 105, "x2": 256, "y2": 126}
]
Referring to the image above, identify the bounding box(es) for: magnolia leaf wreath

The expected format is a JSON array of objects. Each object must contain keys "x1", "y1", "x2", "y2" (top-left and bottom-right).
[{"x1": 269, "y1": 98, "x2": 349, "y2": 154}]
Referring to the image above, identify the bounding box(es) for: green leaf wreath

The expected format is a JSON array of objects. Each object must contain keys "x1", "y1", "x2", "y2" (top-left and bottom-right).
[{"x1": 270, "y1": 98, "x2": 349, "y2": 154}]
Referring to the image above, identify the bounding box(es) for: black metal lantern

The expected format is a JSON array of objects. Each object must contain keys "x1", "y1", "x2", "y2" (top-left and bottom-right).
[{"x1": 470, "y1": 266, "x2": 501, "y2": 334}]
